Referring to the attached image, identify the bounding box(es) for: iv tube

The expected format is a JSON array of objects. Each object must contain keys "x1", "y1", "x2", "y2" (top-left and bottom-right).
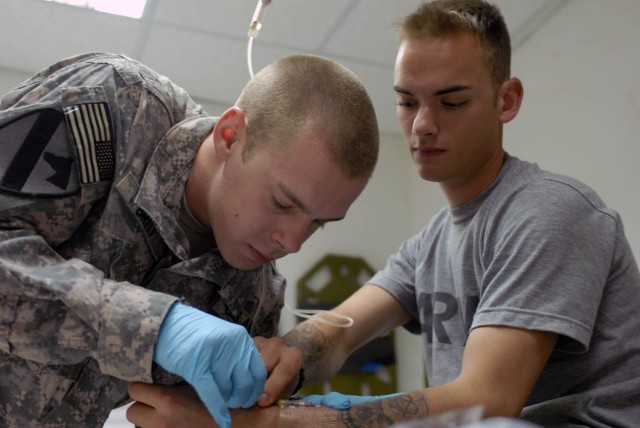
[
  {"x1": 247, "y1": 0, "x2": 271, "y2": 78},
  {"x1": 246, "y1": 3, "x2": 354, "y2": 328},
  {"x1": 284, "y1": 301, "x2": 354, "y2": 329}
]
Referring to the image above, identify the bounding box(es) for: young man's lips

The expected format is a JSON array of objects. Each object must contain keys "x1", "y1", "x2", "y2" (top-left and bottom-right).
[
  {"x1": 250, "y1": 246, "x2": 271, "y2": 264},
  {"x1": 414, "y1": 147, "x2": 446, "y2": 157}
]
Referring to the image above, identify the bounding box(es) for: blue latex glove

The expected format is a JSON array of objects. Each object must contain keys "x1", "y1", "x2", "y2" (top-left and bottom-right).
[
  {"x1": 153, "y1": 303, "x2": 266, "y2": 428},
  {"x1": 302, "y1": 391, "x2": 404, "y2": 409}
]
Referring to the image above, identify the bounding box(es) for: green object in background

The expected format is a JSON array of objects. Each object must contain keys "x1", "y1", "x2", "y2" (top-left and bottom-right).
[
  {"x1": 296, "y1": 253, "x2": 397, "y2": 396},
  {"x1": 300, "y1": 365, "x2": 397, "y2": 397}
]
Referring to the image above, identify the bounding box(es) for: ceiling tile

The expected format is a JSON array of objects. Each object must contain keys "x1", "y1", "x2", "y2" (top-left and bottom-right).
[
  {"x1": 251, "y1": 0, "x2": 357, "y2": 50},
  {"x1": 140, "y1": 25, "x2": 249, "y2": 105},
  {"x1": 153, "y1": 0, "x2": 254, "y2": 36},
  {"x1": 322, "y1": 0, "x2": 421, "y2": 65},
  {"x1": 0, "y1": 0, "x2": 146, "y2": 72}
]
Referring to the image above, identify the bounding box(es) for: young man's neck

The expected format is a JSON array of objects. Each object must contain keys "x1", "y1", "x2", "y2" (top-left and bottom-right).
[{"x1": 441, "y1": 150, "x2": 509, "y2": 208}]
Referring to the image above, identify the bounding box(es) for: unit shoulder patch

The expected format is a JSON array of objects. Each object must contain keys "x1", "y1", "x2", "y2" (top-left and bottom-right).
[{"x1": 0, "y1": 102, "x2": 115, "y2": 197}]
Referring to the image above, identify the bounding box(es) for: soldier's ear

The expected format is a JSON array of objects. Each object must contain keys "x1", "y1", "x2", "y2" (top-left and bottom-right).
[
  {"x1": 212, "y1": 107, "x2": 246, "y2": 160},
  {"x1": 498, "y1": 77, "x2": 523, "y2": 124}
]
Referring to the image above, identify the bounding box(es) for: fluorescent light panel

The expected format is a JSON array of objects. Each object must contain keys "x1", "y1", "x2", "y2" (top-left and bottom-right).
[{"x1": 43, "y1": 0, "x2": 147, "y2": 19}]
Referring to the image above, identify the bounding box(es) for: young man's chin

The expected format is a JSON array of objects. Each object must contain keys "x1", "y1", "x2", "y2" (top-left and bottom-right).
[{"x1": 222, "y1": 247, "x2": 264, "y2": 271}]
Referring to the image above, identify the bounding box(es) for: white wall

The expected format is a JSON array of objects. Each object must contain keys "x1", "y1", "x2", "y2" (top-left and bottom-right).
[{"x1": 506, "y1": 0, "x2": 640, "y2": 259}]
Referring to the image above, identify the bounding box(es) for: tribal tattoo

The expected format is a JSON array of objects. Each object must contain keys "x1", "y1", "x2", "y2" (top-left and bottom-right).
[{"x1": 338, "y1": 391, "x2": 429, "y2": 428}]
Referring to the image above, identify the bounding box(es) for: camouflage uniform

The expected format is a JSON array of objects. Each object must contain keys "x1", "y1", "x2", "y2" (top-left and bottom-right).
[{"x1": 0, "y1": 53, "x2": 285, "y2": 427}]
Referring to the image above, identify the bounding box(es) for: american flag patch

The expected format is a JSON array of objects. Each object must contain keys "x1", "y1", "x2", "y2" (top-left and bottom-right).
[{"x1": 63, "y1": 102, "x2": 114, "y2": 184}]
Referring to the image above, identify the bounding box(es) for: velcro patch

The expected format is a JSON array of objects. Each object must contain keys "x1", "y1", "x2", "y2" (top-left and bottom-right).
[
  {"x1": 0, "y1": 108, "x2": 80, "y2": 196},
  {"x1": 63, "y1": 102, "x2": 115, "y2": 185}
]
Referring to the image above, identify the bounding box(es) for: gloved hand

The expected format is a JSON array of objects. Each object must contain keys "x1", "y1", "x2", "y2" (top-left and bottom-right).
[
  {"x1": 153, "y1": 302, "x2": 266, "y2": 428},
  {"x1": 301, "y1": 391, "x2": 404, "y2": 409}
]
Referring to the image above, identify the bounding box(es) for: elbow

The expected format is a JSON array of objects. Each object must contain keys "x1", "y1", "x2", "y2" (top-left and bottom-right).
[
  {"x1": 440, "y1": 378, "x2": 527, "y2": 419},
  {"x1": 470, "y1": 387, "x2": 527, "y2": 419}
]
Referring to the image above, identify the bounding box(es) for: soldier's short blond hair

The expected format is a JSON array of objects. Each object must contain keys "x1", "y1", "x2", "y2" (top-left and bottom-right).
[
  {"x1": 235, "y1": 54, "x2": 379, "y2": 179},
  {"x1": 397, "y1": 0, "x2": 511, "y2": 87}
]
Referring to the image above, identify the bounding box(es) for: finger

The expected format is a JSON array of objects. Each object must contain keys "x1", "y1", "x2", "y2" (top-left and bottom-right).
[
  {"x1": 228, "y1": 348, "x2": 267, "y2": 408},
  {"x1": 258, "y1": 347, "x2": 303, "y2": 406},
  {"x1": 128, "y1": 382, "x2": 162, "y2": 404},
  {"x1": 302, "y1": 392, "x2": 352, "y2": 409},
  {"x1": 196, "y1": 373, "x2": 232, "y2": 428},
  {"x1": 252, "y1": 336, "x2": 282, "y2": 373},
  {"x1": 126, "y1": 401, "x2": 158, "y2": 427}
]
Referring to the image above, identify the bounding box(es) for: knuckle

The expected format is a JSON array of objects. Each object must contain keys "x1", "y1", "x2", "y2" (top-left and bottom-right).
[
  {"x1": 155, "y1": 389, "x2": 182, "y2": 410},
  {"x1": 285, "y1": 345, "x2": 304, "y2": 364}
]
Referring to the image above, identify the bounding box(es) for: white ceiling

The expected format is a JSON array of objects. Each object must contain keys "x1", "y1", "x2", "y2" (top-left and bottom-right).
[{"x1": 0, "y1": 0, "x2": 570, "y2": 136}]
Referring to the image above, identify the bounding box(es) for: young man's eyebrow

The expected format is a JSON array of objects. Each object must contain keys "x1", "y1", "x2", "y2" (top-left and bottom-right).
[
  {"x1": 393, "y1": 84, "x2": 471, "y2": 96},
  {"x1": 393, "y1": 85, "x2": 412, "y2": 95},
  {"x1": 435, "y1": 85, "x2": 471, "y2": 96},
  {"x1": 278, "y1": 183, "x2": 345, "y2": 223}
]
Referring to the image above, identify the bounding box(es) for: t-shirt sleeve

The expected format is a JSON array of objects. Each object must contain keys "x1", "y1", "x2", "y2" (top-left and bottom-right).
[
  {"x1": 473, "y1": 179, "x2": 617, "y2": 353},
  {"x1": 369, "y1": 229, "x2": 427, "y2": 334}
]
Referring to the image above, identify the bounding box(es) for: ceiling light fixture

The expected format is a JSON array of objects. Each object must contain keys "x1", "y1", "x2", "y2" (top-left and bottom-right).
[{"x1": 43, "y1": 0, "x2": 147, "y2": 19}]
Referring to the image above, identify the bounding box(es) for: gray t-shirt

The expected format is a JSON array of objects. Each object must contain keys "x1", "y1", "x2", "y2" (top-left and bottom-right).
[{"x1": 371, "y1": 157, "x2": 640, "y2": 427}]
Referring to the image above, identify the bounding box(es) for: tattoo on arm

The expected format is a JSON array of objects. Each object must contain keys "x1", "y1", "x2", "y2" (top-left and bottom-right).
[
  {"x1": 338, "y1": 392, "x2": 429, "y2": 428},
  {"x1": 283, "y1": 322, "x2": 341, "y2": 384}
]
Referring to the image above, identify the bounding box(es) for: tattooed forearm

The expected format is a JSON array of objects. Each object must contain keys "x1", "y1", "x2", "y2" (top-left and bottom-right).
[
  {"x1": 283, "y1": 321, "x2": 343, "y2": 384},
  {"x1": 338, "y1": 392, "x2": 429, "y2": 428}
]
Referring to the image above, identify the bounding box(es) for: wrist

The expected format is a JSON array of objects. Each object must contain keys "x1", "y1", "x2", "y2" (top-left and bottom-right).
[
  {"x1": 279, "y1": 406, "x2": 337, "y2": 428},
  {"x1": 291, "y1": 368, "x2": 305, "y2": 395}
]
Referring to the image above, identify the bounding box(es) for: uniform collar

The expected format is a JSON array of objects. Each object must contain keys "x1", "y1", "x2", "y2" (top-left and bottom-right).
[{"x1": 134, "y1": 115, "x2": 216, "y2": 260}]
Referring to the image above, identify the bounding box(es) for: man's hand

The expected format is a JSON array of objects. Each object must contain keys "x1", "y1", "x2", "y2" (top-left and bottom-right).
[
  {"x1": 127, "y1": 382, "x2": 282, "y2": 428},
  {"x1": 153, "y1": 303, "x2": 267, "y2": 428},
  {"x1": 253, "y1": 336, "x2": 303, "y2": 406},
  {"x1": 127, "y1": 382, "x2": 217, "y2": 428}
]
